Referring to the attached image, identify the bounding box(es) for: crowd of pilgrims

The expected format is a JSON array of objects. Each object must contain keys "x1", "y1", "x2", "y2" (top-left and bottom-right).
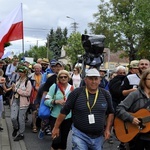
[{"x1": 0, "y1": 57, "x2": 150, "y2": 150}]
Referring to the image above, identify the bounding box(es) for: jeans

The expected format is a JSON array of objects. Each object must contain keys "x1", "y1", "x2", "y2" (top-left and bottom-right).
[{"x1": 72, "y1": 125, "x2": 104, "y2": 150}]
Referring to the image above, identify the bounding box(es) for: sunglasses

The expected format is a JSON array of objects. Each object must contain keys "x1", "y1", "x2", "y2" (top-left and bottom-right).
[
  {"x1": 42, "y1": 64, "x2": 48, "y2": 66},
  {"x1": 59, "y1": 76, "x2": 68, "y2": 79}
]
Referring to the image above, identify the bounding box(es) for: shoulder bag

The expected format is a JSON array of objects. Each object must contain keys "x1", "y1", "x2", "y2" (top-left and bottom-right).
[{"x1": 38, "y1": 84, "x2": 58, "y2": 119}]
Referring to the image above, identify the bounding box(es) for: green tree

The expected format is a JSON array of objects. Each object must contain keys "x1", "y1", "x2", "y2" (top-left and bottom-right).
[
  {"x1": 89, "y1": 0, "x2": 150, "y2": 61},
  {"x1": 47, "y1": 27, "x2": 68, "y2": 60},
  {"x1": 64, "y1": 32, "x2": 84, "y2": 65},
  {"x1": 135, "y1": 0, "x2": 150, "y2": 57},
  {"x1": 4, "y1": 42, "x2": 11, "y2": 48},
  {"x1": 18, "y1": 46, "x2": 52, "y2": 62}
]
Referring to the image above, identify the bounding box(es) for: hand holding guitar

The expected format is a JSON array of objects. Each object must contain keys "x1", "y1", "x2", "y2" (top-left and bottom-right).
[{"x1": 132, "y1": 117, "x2": 141, "y2": 125}]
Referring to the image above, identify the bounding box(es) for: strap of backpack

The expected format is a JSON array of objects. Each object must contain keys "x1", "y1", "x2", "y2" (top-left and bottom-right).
[{"x1": 53, "y1": 84, "x2": 58, "y2": 99}]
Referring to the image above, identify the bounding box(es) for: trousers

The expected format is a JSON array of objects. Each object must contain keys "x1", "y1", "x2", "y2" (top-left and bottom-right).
[
  {"x1": 11, "y1": 99, "x2": 28, "y2": 134},
  {"x1": 72, "y1": 125, "x2": 104, "y2": 150}
]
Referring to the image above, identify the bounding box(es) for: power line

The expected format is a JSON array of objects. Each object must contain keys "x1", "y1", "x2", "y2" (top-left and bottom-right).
[
  {"x1": 24, "y1": 27, "x2": 50, "y2": 31},
  {"x1": 24, "y1": 27, "x2": 50, "y2": 32}
]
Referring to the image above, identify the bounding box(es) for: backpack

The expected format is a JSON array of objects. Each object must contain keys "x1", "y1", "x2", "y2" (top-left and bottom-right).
[{"x1": 25, "y1": 78, "x2": 32, "y2": 102}]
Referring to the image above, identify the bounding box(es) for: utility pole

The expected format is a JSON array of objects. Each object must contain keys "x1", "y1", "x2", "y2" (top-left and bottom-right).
[
  {"x1": 47, "y1": 37, "x2": 49, "y2": 59},
  {"x1": 66, "y1": 16, "x2": 78, "y2": 33}
]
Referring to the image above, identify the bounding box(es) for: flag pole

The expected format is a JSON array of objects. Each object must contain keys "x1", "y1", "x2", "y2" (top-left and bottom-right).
[
  {"x1": 22, "y1": 38, "x2": 24, "y2": 55},
  {"x1": 21, "y1": 3, "x2": 24, "y2": 55}
]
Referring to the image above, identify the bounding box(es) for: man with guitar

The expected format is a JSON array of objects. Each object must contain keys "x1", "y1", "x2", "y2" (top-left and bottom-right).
[{"x1": 115, "y1": 68, "x2": 150, "y2": 150}]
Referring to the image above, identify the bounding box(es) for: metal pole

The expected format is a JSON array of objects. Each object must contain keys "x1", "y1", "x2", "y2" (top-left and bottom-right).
[
  {"x1": 47, "y1": 37, "x2": 49, "y2": 59},
  {"x1": 66, "y1": 16, "x2": 78, "y2": 32},
  {"x1": 21, "y1": 3, "x2": 24, "y2": 54},
  {"x1": 22, "y1": 38, "x2": 24, "y2": 54},
  {"x1": 108, "y1": 48, "x2": 110, "y2": 70}
]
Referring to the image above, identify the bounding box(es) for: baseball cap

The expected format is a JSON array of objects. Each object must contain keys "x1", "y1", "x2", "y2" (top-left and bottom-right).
[
  {"x1": 86, "y1": 68, "x2": 100, "y2": 77},
  {"x1": 50, "y1": 59, "x2": 57, "y2": 66},
  {"x1": 128, "y1": 60, "x2": 139, "y2": 69},
  {"x1": 17, "y1": 65, "x2": 28, "y2": 74},
  {"x1": 99, "y1": 67, "x2": 107, "y2": 72},
  {"x1": 55, "y1": 61, "x2": 64, "y2": 66}
]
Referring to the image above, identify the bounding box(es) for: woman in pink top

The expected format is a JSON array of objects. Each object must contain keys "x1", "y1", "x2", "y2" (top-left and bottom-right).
[{"x1": 11, "y1": 65, "x2": 32, "y2": 141}]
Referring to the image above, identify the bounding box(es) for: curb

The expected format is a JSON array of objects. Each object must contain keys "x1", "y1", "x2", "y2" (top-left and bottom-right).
[
  {"x1": 0, "y1": 118, "x2": 11, "y2": 150},
  {"x1": 4, "y1": 105, "x2": 27, "y2": 150}
]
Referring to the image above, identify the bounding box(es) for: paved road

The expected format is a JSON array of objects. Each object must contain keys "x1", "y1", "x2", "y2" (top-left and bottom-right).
[
  {"x1": 23, "y1": 114, "x2": 120, "y2": 150},
  {"x1": 5, "y1": 105, "x2": 121, "y2": 150}
]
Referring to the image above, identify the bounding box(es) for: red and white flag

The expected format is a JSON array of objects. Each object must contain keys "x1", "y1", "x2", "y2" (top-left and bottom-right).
[{"x1": 0, "y1": 4, "x2": 23, "y2": 58}]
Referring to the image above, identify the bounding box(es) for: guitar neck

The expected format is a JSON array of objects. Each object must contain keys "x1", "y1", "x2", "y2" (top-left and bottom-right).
[{"x1": 141, "y1": 116, "x2": 150, "y2": 124}]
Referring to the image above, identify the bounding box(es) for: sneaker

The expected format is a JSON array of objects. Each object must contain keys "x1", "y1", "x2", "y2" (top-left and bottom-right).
[
  {"x1": 14, "y1": 134, "x2": 24, "y2": 141},
  {"x1": 46, "y1": 131, "x2": 52, "y2": 135},
  {"x1": 12, "y1": 128, "x2": 18, "y2": 137},
  {"x1": 0, "y1": 127, "x2": 3, "y2": 131},
  {"x1": 108, "y1": 138, "x2": 114, "y2": 144},
  {"x1": 45, "y1": 128, "x2": 52, "y2": 135},
  {"x1": 117, "y1": 143, "x2": 126, "y2": 150},
  {"x1": 38, "y1": 130, "x2": 44, "y2": 139}
]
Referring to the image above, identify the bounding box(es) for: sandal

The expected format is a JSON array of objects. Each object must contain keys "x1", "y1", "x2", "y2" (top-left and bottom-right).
[{"x1": 32, "y1": 126, "x2": 37, "y2": 133}]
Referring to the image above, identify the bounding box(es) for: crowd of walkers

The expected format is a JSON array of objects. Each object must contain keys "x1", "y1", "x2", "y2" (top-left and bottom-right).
[{"x1": 0, "y1": 56, "x2": 150, "y2": 150}]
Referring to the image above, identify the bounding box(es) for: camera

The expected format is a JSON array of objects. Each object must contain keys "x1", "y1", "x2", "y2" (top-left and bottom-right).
[
  {"x1": 81, "y1": 34, "x2": 106, "y2": 68},
  {"x1": 78, "y1": 34, "x2": 106, "y2": 79},
  {"x1": 82, "y1": 34, "x2": 105, "y2": 56}
]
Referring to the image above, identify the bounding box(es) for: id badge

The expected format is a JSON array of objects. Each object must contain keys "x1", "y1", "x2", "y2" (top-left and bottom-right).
[{"x1": 88, "y1": 114, "x2": 95, "y2": 124}]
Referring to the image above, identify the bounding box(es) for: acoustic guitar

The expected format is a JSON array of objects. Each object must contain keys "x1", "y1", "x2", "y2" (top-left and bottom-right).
[{"x1": 114, "y1": 109, "x2": 150, "y2": 143}]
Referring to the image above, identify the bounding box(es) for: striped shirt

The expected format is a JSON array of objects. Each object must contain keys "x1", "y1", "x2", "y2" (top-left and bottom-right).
[{"x1": 61, "y1": 86, "x2": 114, "y2": 137}]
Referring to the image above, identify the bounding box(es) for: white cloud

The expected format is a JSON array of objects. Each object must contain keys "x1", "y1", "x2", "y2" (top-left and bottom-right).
[{"x1": 1, "y1": 0, "x2": 100, "y2": 55}]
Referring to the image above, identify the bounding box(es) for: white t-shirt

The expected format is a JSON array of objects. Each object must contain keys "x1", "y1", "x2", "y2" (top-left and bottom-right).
[{"x1": 72, "y1": 74, "x2": 81, "y2": 88}]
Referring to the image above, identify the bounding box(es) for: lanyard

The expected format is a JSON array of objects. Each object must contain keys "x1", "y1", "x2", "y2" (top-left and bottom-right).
[{"x1": 85, "y1": 88, "x2": 99, "y2": 113}]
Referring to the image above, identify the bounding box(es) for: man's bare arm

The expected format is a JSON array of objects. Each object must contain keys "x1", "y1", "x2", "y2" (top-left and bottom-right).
[
  {"x1": 104, "y1": 113, "x2": 114, "y2": 140},
  {"x1": 52, "y1": 113, "x2": 66, "y2": 139}
]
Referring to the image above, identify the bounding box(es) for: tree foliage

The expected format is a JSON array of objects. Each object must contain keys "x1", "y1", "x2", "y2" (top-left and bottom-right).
[
  {"x1": 47, "y1": 27, "x2": 68, "y2": 60},
  {"x1": 64, "y1": 32, "x2": 84, "y2": 65},
  {"x1": 88, "y1": 0, "x2": 150, "y2": 61},
  {"x1": 18, "y1": 45, "x2": 52, "y2": 62},
  {"x1": 4, "y1": 42, "x2": 11, "y2": 48}
]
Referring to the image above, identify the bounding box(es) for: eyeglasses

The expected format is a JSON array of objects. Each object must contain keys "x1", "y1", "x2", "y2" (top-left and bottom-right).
[
  {"x1": 42, "y1": 64, "x2": 48, "y2": 66},
  {"x1": 59, "y1": 76, "x2": 68, "y2": 79}
]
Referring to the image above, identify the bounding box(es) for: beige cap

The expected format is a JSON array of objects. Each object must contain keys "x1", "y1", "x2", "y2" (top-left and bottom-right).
[
  {"x1": 41, "y1": 58, "x2": 49, "y2": 64},
  {"x1": 128, "y1": 60, "x2": 139, "y2": 69},
  {"x1": 99, "y1": 67, "x2": 107, "y2": 72}
]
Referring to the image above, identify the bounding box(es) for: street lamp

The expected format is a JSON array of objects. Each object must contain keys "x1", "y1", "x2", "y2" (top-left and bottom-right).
[{"x1": 66, "y1": 16, "x2": 78, "y2": 32}]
